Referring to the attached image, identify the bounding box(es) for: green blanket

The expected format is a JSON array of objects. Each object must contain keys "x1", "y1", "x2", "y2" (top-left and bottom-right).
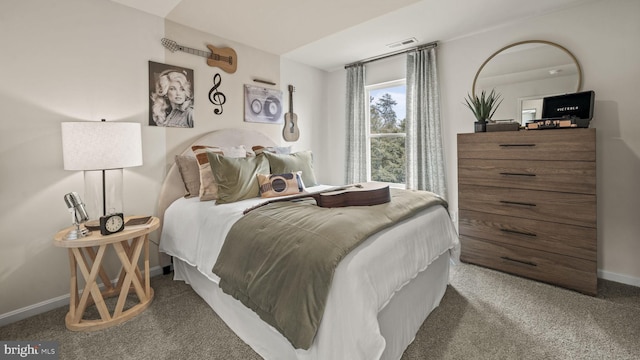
[{"x1": 212, "y1": 188, "x2": 447, "y2": 349}]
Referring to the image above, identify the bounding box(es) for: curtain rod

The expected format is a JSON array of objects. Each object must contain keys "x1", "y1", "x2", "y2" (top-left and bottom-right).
[{"x1": 344, "y1": 41, "x2": 438, "y2": 69}]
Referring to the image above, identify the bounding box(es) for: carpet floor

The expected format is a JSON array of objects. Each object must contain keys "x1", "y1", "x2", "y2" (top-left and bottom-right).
[{"x1": 1, "y1": 263, "x2": 639, "y2": 359}]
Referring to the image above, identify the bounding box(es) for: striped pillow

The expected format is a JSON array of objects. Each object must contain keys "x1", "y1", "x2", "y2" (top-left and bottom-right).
[
  {"x1": 191, "y1": 145, "x2": 250, "y2": 201},
  {"x1": 174, "y1": 155, "x2": 200, "y2": 198}
]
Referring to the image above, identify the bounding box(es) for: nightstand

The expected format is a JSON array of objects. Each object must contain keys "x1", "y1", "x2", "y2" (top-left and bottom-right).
[{"x1": 53, "y1": 216, "x2": 160, "y2": 331}]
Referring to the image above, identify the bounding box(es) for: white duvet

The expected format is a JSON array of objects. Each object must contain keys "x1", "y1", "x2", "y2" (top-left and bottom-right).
[{"x1": 160, "y1": 186, "x2": 460, "y2": 360}]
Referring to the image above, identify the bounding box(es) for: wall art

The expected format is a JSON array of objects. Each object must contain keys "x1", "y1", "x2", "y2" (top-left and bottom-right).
[
  {"x1": 244, "y1": 84, "x2": 283, "y2": 124},
  {"x1": 149, "y1": 61, "x2": 194, "y2": 128},
  {"x1": 209, "y1": 73, "x2": 226, "y2": 115}
]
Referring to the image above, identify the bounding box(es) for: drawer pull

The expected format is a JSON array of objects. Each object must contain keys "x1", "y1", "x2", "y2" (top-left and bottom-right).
[
  {"x1": 500, "y1": 228, "x2": 537, "y2": 237},
  {"x1": 499, "y1": 144, "x2": 536, "y2": 147},
  {"x1": 499, "y1": 172, "x2": 536, "y2": 177},
  {"x1": 499, "y1": 200, "x2": 537, "y2": 207},
  {"x1": 501, "y1": 256, "x2": 537, "y2": 267}
]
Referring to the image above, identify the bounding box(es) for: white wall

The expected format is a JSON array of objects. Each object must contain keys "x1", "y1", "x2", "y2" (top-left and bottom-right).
[
  {"x1": 0, "y1": 0, "x2": 165, "y2": 318},
  {"x1": 0, "y1": 0, "x2": 327, "y2": 323},
  {"x1": 160, "y1": 23, "x2": 326, "y2": 178},
  {"x1": 279, "y1": 58, "x2": 330, "y2": 182},
  {"x1": 162, "y1": 20, "x2": 283, "y2": 163},
  {"x1": 327, "y1": 0, "x2": 640, "y2": 285}
]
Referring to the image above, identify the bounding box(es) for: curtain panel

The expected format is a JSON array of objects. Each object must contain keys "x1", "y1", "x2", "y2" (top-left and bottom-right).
[
  {"x1": 406, "y1": 47, "x2": 447, "y2": 198},
  {"x1": 345, "y1": 64, "x2": 367, "y2": 184}
]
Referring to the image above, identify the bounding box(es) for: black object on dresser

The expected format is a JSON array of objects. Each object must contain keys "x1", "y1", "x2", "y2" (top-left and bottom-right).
[{"x1": 457, "y1": 129, "x2": 597, "y2": 295}]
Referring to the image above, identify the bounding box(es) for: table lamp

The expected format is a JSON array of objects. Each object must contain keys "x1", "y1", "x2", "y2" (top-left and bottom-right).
[{"x1": 61, "y1": 120, "x2": 143, "y2": 221}]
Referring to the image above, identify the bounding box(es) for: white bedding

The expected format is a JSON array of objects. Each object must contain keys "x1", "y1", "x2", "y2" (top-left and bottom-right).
[{"x1": 159, "y1": 186, "x2": 460, "y2": 360}]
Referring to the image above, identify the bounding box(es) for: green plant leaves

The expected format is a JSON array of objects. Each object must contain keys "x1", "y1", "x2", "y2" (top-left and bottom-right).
[{"x1": 464, "y1": 89, "x2": 503, "y2": 123}]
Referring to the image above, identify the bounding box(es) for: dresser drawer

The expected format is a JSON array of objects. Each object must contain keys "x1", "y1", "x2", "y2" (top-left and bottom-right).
[
  {"x1": 459, "y1": 210, "x2": 596, "y2": 261},
  {"x1": 459, "y1": 184, "x2": 596, "y2": 228},
  {"x1": 458, "y1": 158, "x2": 596, "y2": 194},
  {"x1": 457, "y1": 129, "x2": 595, "y2": 161},
  {"x1": 460, "y1": 236, "x2": 597, "y2": 295}
]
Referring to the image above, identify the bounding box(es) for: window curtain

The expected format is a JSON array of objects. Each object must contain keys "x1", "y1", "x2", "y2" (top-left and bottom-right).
[
  {"x1": 345, "y1": 64, "x2": 367, "y2": 184},
  {"x1": 405, "y1": 47, "x2": 447, "y2": 198}
]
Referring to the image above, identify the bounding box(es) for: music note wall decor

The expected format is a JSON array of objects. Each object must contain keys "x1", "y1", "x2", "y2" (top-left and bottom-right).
[{"x1": 208, "y1": 73, "x2": 226, "y2": 115}]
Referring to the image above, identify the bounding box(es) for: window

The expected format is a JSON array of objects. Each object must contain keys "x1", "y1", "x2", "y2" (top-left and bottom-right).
[{"x1": 366, "y1": 80, "x2": 406, "y2": 187}]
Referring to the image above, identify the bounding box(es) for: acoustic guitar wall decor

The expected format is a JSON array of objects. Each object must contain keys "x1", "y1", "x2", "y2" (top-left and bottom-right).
[
  {"x1": 283, "y1": 85, "x2": 300, "y2": 142},
  {"x1": 161, "y1": 38, "x2": 237, "y2": 74}
]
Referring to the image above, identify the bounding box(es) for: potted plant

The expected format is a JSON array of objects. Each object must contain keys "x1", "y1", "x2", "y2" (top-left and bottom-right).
[{"x1": 464, "y1": 89, "x2": 503, "y2": 132}]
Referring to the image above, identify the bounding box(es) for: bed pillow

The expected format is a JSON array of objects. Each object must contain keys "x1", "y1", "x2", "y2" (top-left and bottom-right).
[
  {"x1": 252, "y1": 145, "x2": 292, "y2": 156},
  {"x1": 207, "y1": 153, "x2": 270, "y2": 204},
  {"x1": 174, "y1": 155, "x2": 200, "y2": 198},
  {"x1": 192, "y1": 145, "x2": 249, "y2": 201},
  {"x1": 257, "y1": 171, "x2": 305, "y2": 198},
  {"x1": 263, "y1": 150, "x2": 318, "y2": 187}
]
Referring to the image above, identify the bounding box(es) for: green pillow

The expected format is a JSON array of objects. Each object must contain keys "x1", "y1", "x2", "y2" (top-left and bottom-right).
[
  {"x1": 207, "y1": 153, "x2": 269, "y2": 204},
  {"x1": 263, "y1": 150, "x2": 318, "y2": 187}
]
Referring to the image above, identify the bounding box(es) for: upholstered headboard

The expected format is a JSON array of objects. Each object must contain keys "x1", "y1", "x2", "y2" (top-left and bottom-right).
[{"x1": 156, "y1": 128, "x2": 277, "y2": 231}]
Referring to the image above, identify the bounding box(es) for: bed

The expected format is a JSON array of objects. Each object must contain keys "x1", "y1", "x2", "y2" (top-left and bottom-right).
[{"x1": 157, "y1": 128, "x2": 459, "y2": 360}]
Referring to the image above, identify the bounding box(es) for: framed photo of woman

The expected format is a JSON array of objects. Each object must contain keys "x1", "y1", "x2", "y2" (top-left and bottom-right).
[{"x1": 149, "y1": 61, "x2": 195, "y2": 128}]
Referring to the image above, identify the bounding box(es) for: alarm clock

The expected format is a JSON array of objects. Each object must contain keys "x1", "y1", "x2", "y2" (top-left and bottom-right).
[{"x1": 99, "y1": 213, "x2": 125, "y2": 236}]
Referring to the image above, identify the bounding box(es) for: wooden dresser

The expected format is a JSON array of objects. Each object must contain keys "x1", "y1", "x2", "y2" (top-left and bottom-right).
[{"x1": 457, "y1": 129, "x2": 597, "y2": 295}]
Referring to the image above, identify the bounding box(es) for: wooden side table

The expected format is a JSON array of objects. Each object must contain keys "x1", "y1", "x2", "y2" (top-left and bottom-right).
[{"x1": 53, "y1": 216, "x2": 160, "y2": 331}]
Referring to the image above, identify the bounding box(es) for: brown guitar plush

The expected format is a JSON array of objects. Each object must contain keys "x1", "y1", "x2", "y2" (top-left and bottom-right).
[
  {"x1": 243, "y1": 182, "x2": 390, "y2": 214},
  {"x1": 314, "y1": 183, "x2": 390, "y2": 208},
  {"x1": 161, "y1": 38, "x2": 237, "y2": 74},
  {"x1": 283, "y1": 85, "x2": 300, "y2": 142}
]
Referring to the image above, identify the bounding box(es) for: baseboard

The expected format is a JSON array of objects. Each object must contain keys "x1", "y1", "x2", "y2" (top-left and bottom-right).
[
  {"x1": 0, "y1": 266, "x2": 165, "y2": 328},
  {"x1": 598, "y1": 269, "x2": 640, "y2": 287}
]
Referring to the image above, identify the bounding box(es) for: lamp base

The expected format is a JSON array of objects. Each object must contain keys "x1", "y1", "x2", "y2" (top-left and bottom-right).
[
  {"x1": 84, "y1": 169, "x2": 123, "y2": 220},
  {"x1": 66, "y1": 224, "x2": 91, "y2": 240}
]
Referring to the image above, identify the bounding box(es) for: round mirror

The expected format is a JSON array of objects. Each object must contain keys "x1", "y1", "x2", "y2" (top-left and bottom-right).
[{"x1": 472, "y1": 40, "x2": 582, "y2": 124}]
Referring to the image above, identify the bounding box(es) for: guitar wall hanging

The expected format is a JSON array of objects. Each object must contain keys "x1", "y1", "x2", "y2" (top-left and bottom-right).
[
  {"x1": 283, "y1": 85, "x2": 300, "y2": 142},
  {"x1": 161, "y1": 38, "x2": 237, "y2": 74}
]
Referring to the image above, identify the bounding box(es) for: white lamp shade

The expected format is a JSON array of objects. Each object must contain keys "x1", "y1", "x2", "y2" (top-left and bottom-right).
[{"x1": 61, "y1": 121, "x2": 143, "y2": 170}]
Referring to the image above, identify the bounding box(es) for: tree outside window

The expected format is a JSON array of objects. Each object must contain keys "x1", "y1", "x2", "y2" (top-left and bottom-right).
[{"x1": 366, "y1": 81, "x2": 406, "y2": 186}]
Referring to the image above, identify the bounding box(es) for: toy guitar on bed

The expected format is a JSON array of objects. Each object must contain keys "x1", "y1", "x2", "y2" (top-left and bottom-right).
[
  {"x1": 243, "y1": 182, "x2": 391, "y2": 215},
  {"x1": 161, "y1": 38, "x2": 237, "y2": 74}
]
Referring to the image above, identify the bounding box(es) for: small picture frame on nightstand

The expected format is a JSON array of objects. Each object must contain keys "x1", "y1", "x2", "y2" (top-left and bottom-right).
[{"x1": 125, "y1": 216, "x2": 152, "y2": 227}]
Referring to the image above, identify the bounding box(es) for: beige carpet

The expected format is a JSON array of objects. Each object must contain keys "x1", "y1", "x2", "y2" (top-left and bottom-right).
[{"x1": 1, "y1": 263, "x2": 639, "y2": 360}]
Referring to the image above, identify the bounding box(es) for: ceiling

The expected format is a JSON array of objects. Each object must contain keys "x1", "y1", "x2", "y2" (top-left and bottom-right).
[{"x1": 112, "y1": 0, "x2": 590, "y2": 72}]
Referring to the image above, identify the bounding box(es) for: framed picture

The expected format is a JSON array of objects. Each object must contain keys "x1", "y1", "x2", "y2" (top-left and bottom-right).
[
  {"x1": 244, "y1": 84, "x2": 283, "y2": 124},
  {"x1": 148, "y1": 61, "x2": 194, "y2": 128}
]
